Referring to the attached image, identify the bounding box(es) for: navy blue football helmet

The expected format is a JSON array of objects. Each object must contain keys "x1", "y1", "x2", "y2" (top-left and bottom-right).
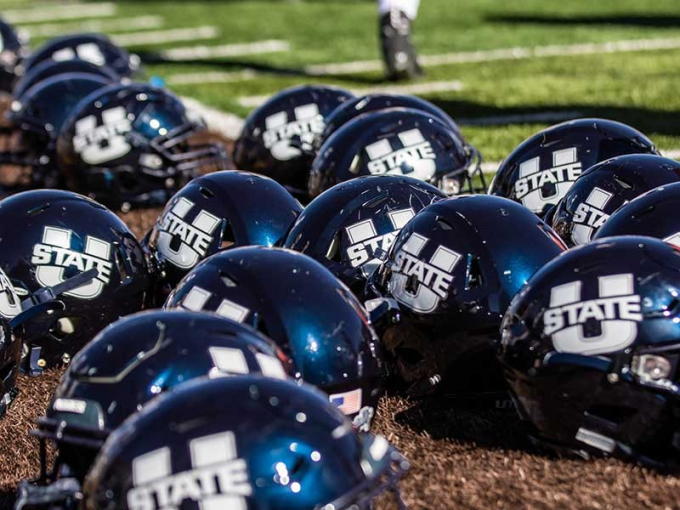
[
  {"x1": 56, "y1": 83, "x2": 229, "y2": 211},
  {"x1": 0, "y1": 190, "x2": 152, "y2": 373},
  {"x1": 20, "y1": 33, "x2": 141, "y2": 79},
  {"x1": 551, "y1": 154, "x2": 680, "y2": 246},
  {"x1": 144, "y1": 170, "x2": 303, "y2": 297},
  {"x1": 594, "y1": 182, "x2": 680, "y2": 247},
  {"x1": 31, "y1": 310, "x2": 292, "y2": 483},
  {"x1": 314, "y1": 93, "x2": 466, "y2": 151},
  {"x1": 1, "y1": 72, "x2": 112, "y2": 193},
  {"x1": 82, "y1": 377, "x2": 408, "y2": 510},
  {"x1": 13, "y1": 58, "x2": 121, "y2": 101},
  {"x1": 367, "y1": 195, "x2": 566, "y2": 398},
  {"x1": 0, "y1": 267, "x2": 24, "y2": 418},
  {"x1": 233, "y1": 85, "x2": 354, "y2": 199},
  {"x1": 308, "y1": 108, "x2": 484, "y2": 198},
  {"x1": 499, "y1": 236, "x2": 680, "y2": 470},
  {"x1": 284, "y1": 175, "x2": 445, "y2": 298},
  {"x1": 0, "y1": 18, "x2": 27, "y2": 93},
  {"x1": 165, "y1": 247, "x2": 383, "y2": 430},
  {"x1": 489, "y1": 118, "x2": 659, "y2": 218}
]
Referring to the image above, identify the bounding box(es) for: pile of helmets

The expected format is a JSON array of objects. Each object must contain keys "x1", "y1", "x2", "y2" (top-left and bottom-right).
[{"x1": 0, "y1": 14, "x2": 678, "y2": 510}]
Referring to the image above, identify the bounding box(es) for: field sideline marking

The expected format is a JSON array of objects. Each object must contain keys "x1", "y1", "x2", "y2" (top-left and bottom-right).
[
  {"x1": 112, "y1": 26, "x2": 219, "y2": 47},
  {"x1": 6, "y1": 2, "x2": 116, "y2": 24},
  {"x1": 237, "y1": 80, "x2": 464, "y2": 108},
  {"x1": 161, "y1": 40, "x2": 290, "y2": 61},
  {"x1": 167, "y1": 36, "x2": 680, "y2": 85},
  {"x1": 23, "y1": 16, "x2": 164, "y2": 38}
]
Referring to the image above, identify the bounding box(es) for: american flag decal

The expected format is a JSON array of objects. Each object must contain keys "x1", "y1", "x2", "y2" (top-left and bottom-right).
[{"x1": 329, "y1": 388, "x2": 362, "y2": 415}]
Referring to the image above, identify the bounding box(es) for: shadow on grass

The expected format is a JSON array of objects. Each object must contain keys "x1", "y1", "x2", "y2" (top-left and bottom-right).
[{"x1": 487, "y1": 14, "x2": 680, "y2": 29}]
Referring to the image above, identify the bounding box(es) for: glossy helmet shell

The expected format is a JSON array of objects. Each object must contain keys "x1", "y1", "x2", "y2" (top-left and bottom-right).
[
  {"x1": 233, "y1": 85, "x2": 354, "y2": 199},
  {"x1": 489, "y1": 118, "x2": 659, "y2": 218},
  {"x1": 0, "y1": 190, "x2": 151, "y2": 370},
  {"x1": 594, "y1": 182, "x2": 680, "y2": 246},
  {"x1": 499, "y1": 236, "x2": 680, "y2": 469},
  {"x1": 83, "y1": 377, "x2": 408, "y2": 510},
  {"x1": 0, "y1": 267, "x2": 24, "y2": 417},
  {"x1": 370, "y1": 195, "x2": 566, "y2": 395},
  {"x1": 314, "y1": 93, "x2": 466, "y2": 151},
  {"x1": 0, "y1": 18, "x2": 28, "y2": 92},
  {"x1": 144, "y1": 170, "x2": 303, "y2": 294},
  {"x1": 551, "y1": 154, "x2": 680, "y2": 247},
  {"x1": 284, "y1": 175, "x2": 445, "y2": 298},
  {"x1": 20, "y1": 33, "x2": 141, "y2": 78},
  {"x1": 165, "y1": 246, "x2": 383, "y2": 430},
  {"x1": 57, "y1": 83, "x2": 229, "y2": 211},
  {"x1": 308, "y1": 108, "x2": 479, "y2": 199},
  {"x1": 35, "y1": 310, "x2": 292, "y2": 481},
  {"x1": 13, "y1": 58, "x2": 121, "y2": 100},
  {"x1": 2, "y1": 72, "x2": 112, "y2": 192}
]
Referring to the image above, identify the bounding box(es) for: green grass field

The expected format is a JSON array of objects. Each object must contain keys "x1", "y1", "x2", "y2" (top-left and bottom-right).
[{"x1": 8, "y1": 0, "x2": 680, "y2": 163}]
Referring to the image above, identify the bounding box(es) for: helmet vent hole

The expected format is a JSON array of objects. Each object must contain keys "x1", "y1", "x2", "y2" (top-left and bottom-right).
[
  {"x1": 199, "y1": 186, "x2": 214, "y2": 199},
  {"x1": 27, "y1": 204, "x2": 51, "y2": 216},
  {"x1": 326, "y1": 233, "x2": 342, "y2": 262},
  {"x1": 614, "y1": 177, "x2": 632, "y2": 190},
  {"x1": 364, "y1": 194, "x2": 388, "y2": 208},
  {"x1": 219, "y1": 271, "x2": 238, "y2": 287},
  {"x1": 220, "y1": 221, "x2": 235, "y2": 250},
  {"x1": 436, "y1": 217, "x2": 454, "y2": 231}
]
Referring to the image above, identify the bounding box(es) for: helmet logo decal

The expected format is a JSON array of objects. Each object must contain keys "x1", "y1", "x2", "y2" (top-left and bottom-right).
[
  {"x1": 514, "y1": 148, "x2": 582, "y2": 213},
  {"x1": 263, "y1": 104, "x2": 323, "y2": 161},
  {"x1": 73, "y1": 106, "x2": 133, "y2": 165},
  {"x1": 346, "y1": 208, "x2": 415, "y2": 276},
  {"x1": 127, "y1": 432, "x2": 252, "y2": 510},
  {"x1": 52, "y1": 43, "x2": 106, "y2": 66},
  {"x1": 208, "y1": 346, "x2": 287, "y2": 380},
  {"x1": 543, "y1": 273, "x2": 642, "y2": 355},
  {"x1": 180, "y1": 286, "x2": 250, "y2": 323},
  {"x1": 0, "y1": 268, "x2": 20, "y2": 319},
  {"x1": 571, "y1": 187, "x2": 613, "y2": 245},
  {"x1": 365, "y1": 129, "x2": 436, "y2": 181},
  {"x1": 157, "y1": 198, "x2": 221, "y2": 270},
  {"x1": 389, "y1": 233, "x2": 461, "y2": 313},
  {"x1": 31, "y1": 226, "x2": 113, "y2": 300},
  {"x1": 664, "y1": 233, "x2": 680, "y2": 249}
]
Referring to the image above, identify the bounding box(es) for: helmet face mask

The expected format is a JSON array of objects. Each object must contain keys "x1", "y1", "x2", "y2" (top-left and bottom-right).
[
  {"x1": 57, "y1": 84, "x2": 230, "y2": 211},
  {"x1": 499, "y1": 236, "x2": 680, "y2": 470},
  {"x1": 489, "y1": 118, "x2": 659, "y2": 219}
]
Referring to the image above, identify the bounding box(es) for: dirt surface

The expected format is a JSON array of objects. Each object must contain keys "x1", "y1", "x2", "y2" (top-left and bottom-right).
[{"x1": 0, "y1": 140, "x2": 679, "y2": 509}]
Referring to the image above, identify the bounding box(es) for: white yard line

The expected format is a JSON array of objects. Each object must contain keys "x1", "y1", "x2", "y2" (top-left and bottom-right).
[
  {"x1": 6, "y1": 2, "x2": 116, "y2": 24},
  {"x1": 23, "y1": 15, "x2": 164, "y2": 38},
  {"x1": 237, "y1": 80, "x2": 464, "y2": 108},
  {"x1": 168, "y1": 70, "x2": 259, "y2": 86},
  {"x1": 161, "y1": 40, "x2": 290, "y2": 61},
  {"x1": 112, "y1": 26, "x2": 219, "y2": 47},
  {"x1": 181, "y1": 96, "x2": 245, "y2": 140}
]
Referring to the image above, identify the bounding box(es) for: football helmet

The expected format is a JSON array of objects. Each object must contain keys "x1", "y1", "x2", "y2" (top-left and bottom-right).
[
  {"x1": 0, "y1": 189, "x2": 152, "y2": 373},
  {"x1": 82, "y1": 377, "x2": 408, "y2": 510},
  {"x1": 0, "y1": 267, "x2": 23, "y2": 418},
  {"x1": 594, "y1": 182, "x2": 680, "y2": 245},
  {"x1": 0, "y1": 18, "x2": 27, "y2": 93},
  {"x1": 19, "y1": 33, "x2": 141, "y2": 78},
  {"x1": 489, "y1": 118, "x2": 659, "y2": 218},
  {"x1": 13, "y1": 58, "x2": 121, "y2": 101},
  {"x1": 144, "y1": 170, "x2": 302, "y2": 296},
  {"x1": 165, "y1": 247, "x2": 383, "y2": 430},
  {"x1": 56, "y1": 83, "x2": 229, "y2": 211},
  {"x1": 308, "y1": 107, "x2": 484, "y2": 198},
  {"x1": 284, "y1": 175, "x2": 445, "y2": 297},
  {"x1": 314, "y1": 93, "x2": 465, "y2": 151},
  {"x1": 551, "y1": 154, "x2": 680, "y2": 246},
  {"x1": 367, "y1": 195, "x2": 566, "y2": 398},
  {"x1": 499, "y1": 236, "x2": 680, "y2": 470},
  {"x1": 31, "y1": 310, "x2": 291, "y2": 483},
  {"x1": 0, "y1": 72, "x2": 112, "y2": 193},
  {"x1": 233, "y1": 84, "x2": 354, "y2": 199}
]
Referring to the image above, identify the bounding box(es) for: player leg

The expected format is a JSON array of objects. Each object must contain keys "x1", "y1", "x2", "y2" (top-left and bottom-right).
[{"x1": 378, "y1": 0, "x2": 423, "y2": 81}]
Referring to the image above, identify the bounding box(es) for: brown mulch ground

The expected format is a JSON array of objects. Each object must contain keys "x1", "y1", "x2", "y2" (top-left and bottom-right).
[{"x1": 0, "y1": 134, "x2": 679, "y2": 509}]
